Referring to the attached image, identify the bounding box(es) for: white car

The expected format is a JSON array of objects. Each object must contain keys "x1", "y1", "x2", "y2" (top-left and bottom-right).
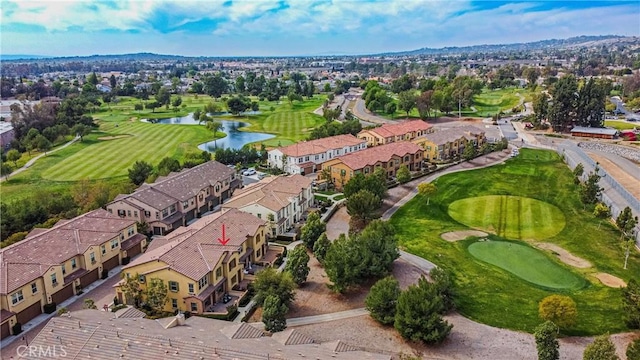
[{"x1": 242, "y1": 168, "x2": 256, "y2": 176}]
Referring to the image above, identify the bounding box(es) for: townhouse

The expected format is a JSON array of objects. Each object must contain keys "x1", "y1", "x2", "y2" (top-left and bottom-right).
[
  {"x1": 0, "y1": 209, "x2": 145, "y2": 338},
  {"x1": 106, "y1": 161, "x2": 241, "y2": 236},
  {"x1": 221, "y1": 175, "x2": 313, "y2": 237},
  {"x1": 356, "y1": 119, "x2": 433, "y2": 147},
  {"x1": 414, "y1": 125, "x2": 486, "y2": 162},
  {"x1": 116, "y1": 209, "x2": 267, "y2": 315},
  {"x1": 322, "y1": 141, "x2": 424, "y2": 190},
  {"x1": 267, "y1": 134, "x2": 367, "y2": 174}
]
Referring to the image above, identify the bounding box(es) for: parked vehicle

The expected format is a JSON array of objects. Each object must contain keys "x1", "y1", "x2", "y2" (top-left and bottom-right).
[{"x1": 242, "y1": 168, "x2": 256, "y2": 176}]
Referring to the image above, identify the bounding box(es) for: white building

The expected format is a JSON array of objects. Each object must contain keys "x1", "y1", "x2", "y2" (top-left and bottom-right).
[
  {"x1": 267, "y1": 134, "x2": 367, "y2": 174},
  {"x1": 221, "y1": 175, "x2": 313, "y2": 237}
]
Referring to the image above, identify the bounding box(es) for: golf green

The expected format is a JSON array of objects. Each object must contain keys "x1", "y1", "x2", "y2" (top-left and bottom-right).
[
  {"x1": 448, "y1": 195, "x2": 565, "y2": 240},
  {"x1": 468, "y1": 241, "x2": 585, "y2": 290}
]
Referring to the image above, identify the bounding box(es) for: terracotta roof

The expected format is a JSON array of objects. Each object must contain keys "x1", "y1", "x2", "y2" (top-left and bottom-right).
[
  {"x1": 114, "y1": 306, "x2": 146, "y2": 319},
  {"x1": 276, "y1": 134, "x2": 365, "y2": 157},
  {"x1": 421, "y1": 125, "x2": 484, "y2": 146},
  {"x1": 27, "y1": 310, "x2": 391, "y2": 360},
  {"x1": 0, "y1": 309, "x2": 15, "y2": 322},
  {"x1": 0, "y1": 209, "x2": 136, "y2": 295},
  {"x1": 332, "y1": 141, "x2": 423, "y2": 170},
  {"x1": 121, "y1": 233, "x2": 146, "y2": 250},
  {"x1": 359, "y1": 119, "x2": 432, "y2": 138},
  {"x1": 123, "y1": 209, "x2": 266, "y2": 281},
  {"x1": 222, "y1": 174, "x2": 312, "y2": 212}
]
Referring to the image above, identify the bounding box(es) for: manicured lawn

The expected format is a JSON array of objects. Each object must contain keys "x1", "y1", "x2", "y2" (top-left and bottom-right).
[
  {"x1": 448, "y1": 195, "x2": 566, "y2": 240},
  {"x1": 468, "y1": 240, "x2": 585, "y2": 290},
  {"x1": 389, "y1": 148, "x2": 640, "y2": 335},
  {"x1": 605, "y1": 120, "x2": 638, "y2": 130},
  {"x1": 471, "y1": 88, "x2": 535, "y2": 117}
]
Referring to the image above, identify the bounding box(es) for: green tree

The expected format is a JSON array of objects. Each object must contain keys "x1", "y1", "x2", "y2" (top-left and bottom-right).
[
  {"x1": 157, "y1": 157, "x2": 181, "y2": 176},
  {"x1": 573, "y1": 163, "x2": 585, "y2": 184},
  {"x1": 312, "y1": 233, "x2": 331, "y2": 264},
  {"x1": 462, "y1": 140, "x2": 477, "y2": 161},
  {"x1": 549, "y1": 75, "x2": 578, "y2": 132},
  {"x1": 616, "y1": 206, "x2": 638, "y2": 236},
  {"x1": 324, "y1": 234, "x2": 364, "y2": 293},
  {"x1": 34, "y1": 134, "x2": 52, "y2": 155},
  {"x1": 121, "y1": 274, "x2": 143, "y2": 307},
  {"x1": 128, "y1": 160, "x2": 153, "y2": 186},
  {"x1": 343, "y1": 170, "x2": 387, "y2": 200},
  {"x1": 300, "y1": 212, "x2": 326, "y2": 250},
  {"x1": 206, "y1": 121, "x2": 224, "y2": 147},
  {"x1": 538, "y1": 295, "x2": 578, "y2": 330},
  {"x1": 416, "y1": 90, "x2": 434, "y2": 120},
  {"x1": 533, "y1": 92, "x2": 549, "y2": 124},
  {"x1": 155, "y1": 87, "x2": 171, "y2": 107},
  {"x1": 109, "y1": 74, "x2": 117, "y2": 89},
  {"x1": 626, "y1": 339, "x2": 640, "y2": 360},
  {"x1": 622, "y1": 278, "x2": 640, "y2": 328},
  {"x1": 583, "y1": 336, "x2": 619, "y2": 360},
  {"x1": 323, "y1": 83, "x2": 331, "y2": 92},
  {"x1": 358, "y1": 220, "x2": 399, "y2": 278},
  {"x1": 6, "y1": 149, "x2": 20, "y2": 167},
  {"x1": 398, "y1": 91, "x2": 417, "y2": 117},
  {"x1": 593, "y1": 203, "x2": 611, "y2": 223},
  {"x1": 346, "y1": 189, "x2": 381, "y2": 229},
  {"x1": 534, "y1": 321, "x2": 560, "y2": 360},
  {"x1": 580, "y1": 168, "x2": 603, "y2": 205},
  {"x1": 430, "y1": 267, "x2": 456, "y2": 313},
  {"x1": 134, "y1": 103, "x2": 143, "y2": 111},
  {"x1": 262, "y1": 294, "x2": 287, "y2": 333},
  {"x1": 86, "y1": 72, "x2": 98, "y2": 86},
  {"x1": 394, "y1": 277, "x2": 452, "y2": 344},
  {"x1": 226, "y1": 96, "x2": 250, "y2": 115},
  {"x1": 83, "y1": 298, "x2": 97, "y2": 310},
  {"x1": 144, "y1": 278, "x2": 168, "y2": 314},
  {"x1": 365, "y1": 276, "x2": 400, "y2": 325},
  {"x1": 253, "y1": 267, "x2": 296, "y2": 306},
  {"x1": 396, "y1": 165, "x2": 411, "y2": 184},
  {"x1": 171, "y1": 96, "x2": 182, "y2": 111},
  {"x1": 418, "y1": 182, "x2": 437, "y2": 204},
  {"x1": 285, "y1": 246, "x2": 310, "y2": 285},
  {"x1": 71, "y1": 124, "x2": 91, "y2": 141},
  {"x1": 1, "y1": 162, "x2": 13, "y2": 179},
  {"x1": 384, "y1": 102, "x2": 397, "y2": 118}
]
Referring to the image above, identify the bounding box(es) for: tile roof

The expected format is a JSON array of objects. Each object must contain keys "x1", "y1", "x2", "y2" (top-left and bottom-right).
[
  {"x1": 331, "y1": 141, "x2": 423, "y2": 170},
  {"x1": 0, "y1": 309, "x2": 15, "y2": 322},
  {"x1": 421, "y1": 125, "x2": 484, "y2": 146},
  {"x1": 359, "y1": 119, "x2": 432, "y2": 138},
  {"x1": 0, "y1": 209, "x2": 136, "y2": 295},
  {"x1": 571, "y1": 126, "x2": 618, "y2": 135},
  {"x1": 222, "y1": 174, "x2": 312, "y2": 212},
  {"x1": 123, "y1": 209, "x2": 266, "y2": 281},
  {"x1": 28, "y1": 310, "x2": 391, "y2": 360},
  {"x1": 277, "y1": 134, "x2": 366, "y2": 157}
]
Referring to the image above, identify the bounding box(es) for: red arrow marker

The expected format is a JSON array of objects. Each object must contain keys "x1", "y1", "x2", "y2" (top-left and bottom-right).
[{"x1": 217, "y1": 223, "x2": 230, "y2": 245}]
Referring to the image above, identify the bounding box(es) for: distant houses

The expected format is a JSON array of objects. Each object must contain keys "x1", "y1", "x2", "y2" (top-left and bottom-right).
[{"x1": 414, "y1": 125, "x2": 486, "y2": 162}]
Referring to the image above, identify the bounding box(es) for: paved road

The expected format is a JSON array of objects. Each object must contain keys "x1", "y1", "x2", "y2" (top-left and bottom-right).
[
  {"x1": 351, "y1": 91, "x2": 395, "y2": 125},
  {"x1": 610, "y1": 96, "x2": 640, "y2": 121},
  {"x1": 1, "y1": 135, "x2": 80, "y2": 182}
]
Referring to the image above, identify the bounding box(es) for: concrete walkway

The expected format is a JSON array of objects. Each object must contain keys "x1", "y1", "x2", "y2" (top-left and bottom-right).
[{"x1": 1, "y1": 135, "x2": 80, "y2": 182}]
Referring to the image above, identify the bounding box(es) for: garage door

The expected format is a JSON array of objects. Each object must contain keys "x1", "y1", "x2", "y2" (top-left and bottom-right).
[
  {"x1": 80, "y1": 268, "x2": 99, "y2": 287},
  {"x1": 1, "y1": 321, "x2": 11, "y2": 339},
  {"x1": 51, "y1": 284, "x2": 74, "y2": 305},
  {"x1": 16, "y1": 301, "x2": 42, "y2": 325},
  {"x1": 127, "y1": 243, "x2": 142, "y2": 258},
  {"x1": 103, "y1": 255, "x2": 120, "y2": 271}
]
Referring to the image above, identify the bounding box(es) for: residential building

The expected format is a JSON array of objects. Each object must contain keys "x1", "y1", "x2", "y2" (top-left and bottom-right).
[
  {"x1": 0, "y1": 210, "x2": 145, "y2": 338},
  {"x1": 222, "y1": 175, "x2": 313, "y2": 237},
  {"x1": 267, "y1": 134, "x2": 367, "y2": 174},
  {"x1": 0, "y1": 122, "x2": 15, "y2": 149},
  {"x1": 26, "y1": 309, "x2": 391, "y2": 359},
  {"x1": 356, "y1": 119, "x2": 433, "y2": 147},
  {"x1": 414, "y1": 125, "x2": 486, "y2": 162},
  {"x1": 116, "y1": 209, "x2": 267, "y2": 314},
  {"x1": 321, "y1": 141, "x2": 424, "y2": 190},
  {"x1": 106, "y1": 161, "x2": 241, "y2": 236}
]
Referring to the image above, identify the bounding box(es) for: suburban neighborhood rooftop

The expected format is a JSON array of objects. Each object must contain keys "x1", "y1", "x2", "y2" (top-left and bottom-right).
[
  {"x1": 277, "y1": 134, "x2": 365, "y2": 157},
  {"x1": 332, "y1": 141, "x2": 423, "y2": 170}
]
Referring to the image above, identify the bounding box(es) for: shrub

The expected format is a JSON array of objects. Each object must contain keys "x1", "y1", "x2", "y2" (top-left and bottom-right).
[
  {"x1": 365, "y1": 276, "x2": 400, "y2": 325},
  {"x1": 110, "y1": 304, "x2": 127, "y2": 312},
  {"x1": 538, "y1": 295, "x2": 578, "y2": 330},
  {"x1": 43, "y1": 302, "x2": 57, "y2": 314}
]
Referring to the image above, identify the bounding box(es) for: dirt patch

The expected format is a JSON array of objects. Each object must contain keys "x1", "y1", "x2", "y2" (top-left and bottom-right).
[
  {"x1": 534, "y1": 243, "x2": 592, "y2": 269},
  {"x1": 325, "y1": 206, "x2": 350, "y2": 240},
  {"x1": 97, "y1": 135, "x2": 132, "y2": 141},
  {"x1": 594, "y1": 273, "x2": 627, "y2": 288},
  {"x1": 129, "y1": 117, "x2": 137, "y2": 122},
  {"x1": 441, "y1": 230, "x2": 488, "y2": 242},
  {"x1": 587, "y1": 152, "x2": 640, "y2": 200}
]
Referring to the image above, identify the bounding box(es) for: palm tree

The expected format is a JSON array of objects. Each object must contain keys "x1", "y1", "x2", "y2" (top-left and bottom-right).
[{"x1": 206, "y1": 121, "x2": 224, "y2": 148}]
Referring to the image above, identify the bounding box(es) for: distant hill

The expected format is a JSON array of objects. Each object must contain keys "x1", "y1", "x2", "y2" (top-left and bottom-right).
[
  {"x1": 1, "y1": 54, "x2": 49, "y2": 60},
  {"x1": 378, "y1": 35, "x2": 639, "y2": 56}
]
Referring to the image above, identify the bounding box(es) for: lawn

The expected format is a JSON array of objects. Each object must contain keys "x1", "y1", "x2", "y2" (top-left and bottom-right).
[
  {"x1": 471, "y1": 87, "x2": 535, "y2": 117},
  {"x1": 605, "y1": 120, "x2": 638, "y2": 130},
  {"x1": 389, "y1": 148, "x2": 640, "y2": 335},
  {"x1": 467, "y1": 239, "x2": 585, "y2": 290}
]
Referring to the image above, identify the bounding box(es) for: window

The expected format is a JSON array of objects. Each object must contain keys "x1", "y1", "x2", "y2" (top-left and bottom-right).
[
  {"x1": 128, "y1": 227, "x2": 135, "y2": 236},
  {"x1": 215, "y1": 268, "x2": 222, "y2": 279},
  {"x1": 198, "y1": 194, "x2": 203, "y2": 201},
  {"x1": 169, "y1": 281, "x2": 179, "y2": 292},
  {"x1": 215, "y1": 184, "x2": 220, "y2": 193},
  {"x1": 134, "y1": 211, "x2": 138, "y2": 218},
  {"x1": 257, "y1": 249, "x2": 261, "y2": 258},
  {"x1": 111, "y1": 239, "x2": 119, "y2": 249},
  {"x1": 229, "y1": 259, "x2": 236, "y2": 269},
  {"x1": 188, "y1": 283, "x2": 194, "y2": 294},
  {"x1": 183, "y1": 201, "x2": 189, "y2": 208},
  {"x1": 139, "y1": 275, "x2": 146, "y2": 283},
  {"x1": 117, "y1": 210, "x2": 126, "y2": 217},
  {"x1": 108, "y1": 209, "x2": 113, "y2": 213},
  {"x1": 169, "y1": 204, "x2": 176, "y2": 214},
  {"x1": 71, "y1": 258, "x2": 77, "y2": 270},
  {"x1": 61, "y1": 264, "x2": 66, "y2": 275},
  {"x1": 190, "y1": 302, "x2": 198, "y2": 312},
  {"x1": 127, "y1": 210, "x2": 131, "y2": 217},
  {"x1": 11, "y1": 290, "x2": 24, "y2": 305},
  {"x1": 101, "y1": 245, "x2": 106, "y2": 255},
  {"x1": 231, "y1": 275, "x2": 237, "y2": 285},
  {"x1": 162, "y1": 209, "x2": 169, "y2": 218},
  {"x1": 257, "y1": 213, "x2": 261, "y2": 219},
  {"x1": 155, "y1": 211, "x2": 160, "y2": 219},
  {"x1": 144, "y1": 210, "x2": 151, "y2": 218},
  {"x1": 90, "y1": 252, "x2": 96, "y2": 264},
  {"x1": 171, "y1": 298, "x2": 178, "y2": 309},
  {"x1": 198, "y1": 275, "x2": 208, "y2": 290},
  {"x1": 51, "y1": 273, "x2": 58, "y2": 286}
]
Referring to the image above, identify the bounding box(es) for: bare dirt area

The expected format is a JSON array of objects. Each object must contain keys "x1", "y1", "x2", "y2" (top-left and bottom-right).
[
  {"x1": 325, "y1": 206, "x2": 350, "y2": 240},
  {"x1": 587, "y1": 152, "x2": 640, "y2": 199},
  {"x1": 534, "y1": 242, "x2": 592, "y2": 269},
  {"x1": 441, "y1": 230, "x2": 488, "y2": 242},
  {"x1": 594, "y1": 272, "x2": 627, "y2": 288},
  {"x1": 97, "y1": 134, "x2": 132, "y2": 141},
  {"x1": 293, "y1": 313, "x2": 612, "y2": 360}
]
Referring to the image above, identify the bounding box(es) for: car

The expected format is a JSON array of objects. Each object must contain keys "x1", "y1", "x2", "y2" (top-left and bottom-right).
[
  {"x1": 257, "y1": 173, "x2": 266, "y2": 180},
  {"x1": 242, "y1": 168, "x2": 256, "y2": 176}
]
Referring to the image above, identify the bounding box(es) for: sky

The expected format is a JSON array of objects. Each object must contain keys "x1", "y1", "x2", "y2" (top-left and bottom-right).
[{"x1": 1, "y1": 0, "x2": 639, "y2": 57}]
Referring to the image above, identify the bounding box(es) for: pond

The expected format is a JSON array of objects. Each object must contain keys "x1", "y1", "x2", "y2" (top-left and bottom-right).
[{"x1": 148, "y1": 113, "x2": 274, "y2": 151}]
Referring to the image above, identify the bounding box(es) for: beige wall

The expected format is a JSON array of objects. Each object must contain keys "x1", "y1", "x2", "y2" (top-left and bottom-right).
[{"x1": 5, "y1": 278, "x2": 46, "y2": 314}]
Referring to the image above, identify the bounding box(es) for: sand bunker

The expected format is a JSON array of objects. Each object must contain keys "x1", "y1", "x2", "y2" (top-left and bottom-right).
[
  {"x1": 534, "y1": 243, "x2": 592, "y2": 269},
  {"x1": 98, "y1": 135, "x2": 132, "y2": 141},
  {"x1": 594, "y1": 273, "x2": 626, "y2": 288},
  {"x1": 441, "y1": 230, "x2": 488, "y2": 242}
]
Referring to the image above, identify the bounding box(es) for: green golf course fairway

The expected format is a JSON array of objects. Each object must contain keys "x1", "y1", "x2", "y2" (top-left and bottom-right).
[
  {"x1": 448, "y1": 195, "x2": 566, "y2": 240},
  {"x1": 468, "y1": 240, "x2": 586, "y2": 290}
]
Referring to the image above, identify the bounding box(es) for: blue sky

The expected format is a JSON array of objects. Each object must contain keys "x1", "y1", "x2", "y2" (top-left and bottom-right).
[{"x1": 1, "y1": 0, "x2": 639, "y2": 57}]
